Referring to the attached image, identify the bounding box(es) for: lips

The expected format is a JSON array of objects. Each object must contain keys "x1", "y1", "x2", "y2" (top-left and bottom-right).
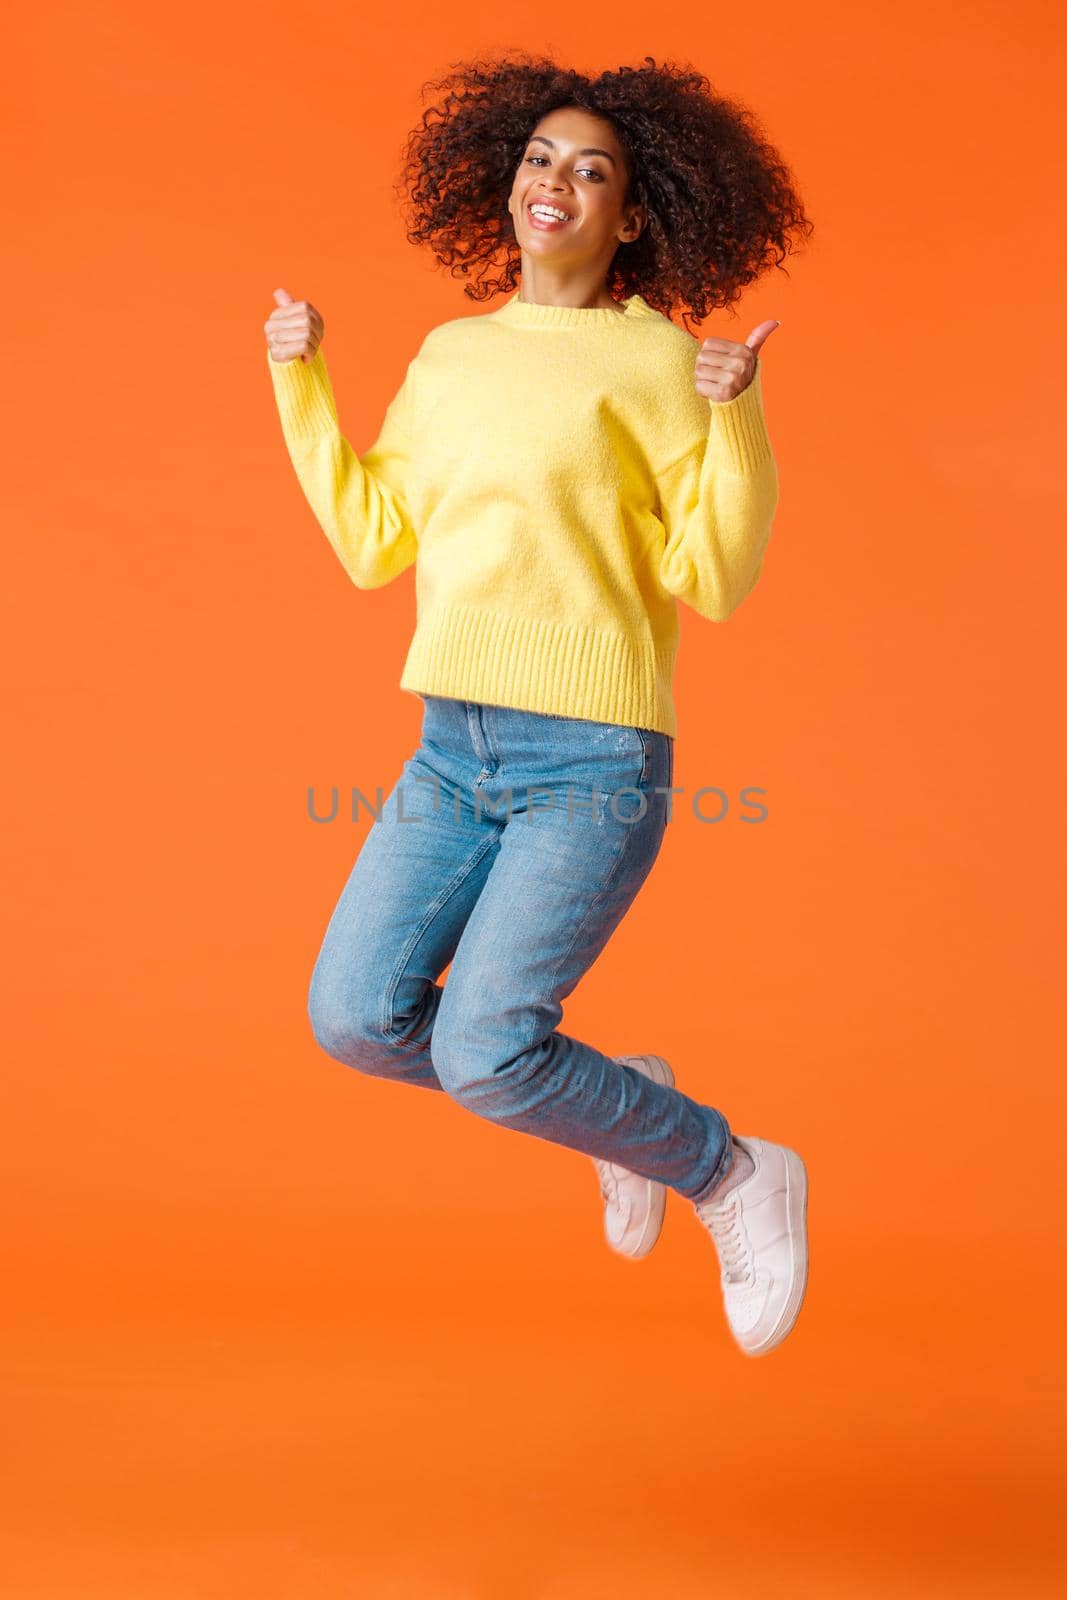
[{"x1": 526, "y1": 201, "x2": 575, "y2": 230}]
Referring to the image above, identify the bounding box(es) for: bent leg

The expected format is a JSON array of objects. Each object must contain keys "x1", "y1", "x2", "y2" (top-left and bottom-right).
[
  {"x1": 307, "y1": 747, "x2": 499, "y2": 1088},
  {"x1": 430, "y1": 719, "x2": 733, "y2": 1200}
]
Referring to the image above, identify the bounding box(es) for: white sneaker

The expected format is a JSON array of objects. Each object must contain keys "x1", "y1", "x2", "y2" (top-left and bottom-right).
[
  {"x1": 594, "y1": 1054, "x2": 676, "y2": 1260},
  {"x1": 693, "y1": 1135, "x2": 809, "y2": 1357}
]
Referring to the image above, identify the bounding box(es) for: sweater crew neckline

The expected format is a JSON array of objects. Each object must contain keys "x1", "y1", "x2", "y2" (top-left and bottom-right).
[{"x1": 493, "y1": 290, "x2": 651, "y2": 327}]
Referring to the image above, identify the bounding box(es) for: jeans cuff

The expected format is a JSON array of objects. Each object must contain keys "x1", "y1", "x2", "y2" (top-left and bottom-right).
[{"x1": 684, "y1": 1108, "x2": 734, "y2": 1204}]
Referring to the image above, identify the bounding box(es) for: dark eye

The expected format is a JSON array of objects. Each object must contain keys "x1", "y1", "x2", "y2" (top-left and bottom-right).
[{"x1": 524, "y1": 153, "x2": 605, "y2": 182}]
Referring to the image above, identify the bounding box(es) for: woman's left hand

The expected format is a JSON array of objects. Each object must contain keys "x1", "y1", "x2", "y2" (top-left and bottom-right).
[{"x1": 695, "y1": 320, "x2": 780, "y2": 403}]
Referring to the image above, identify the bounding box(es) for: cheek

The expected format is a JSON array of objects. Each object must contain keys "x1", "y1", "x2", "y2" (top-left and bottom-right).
[{"x1": 586, "y1": 198, "x2": 618, "y2": 229}]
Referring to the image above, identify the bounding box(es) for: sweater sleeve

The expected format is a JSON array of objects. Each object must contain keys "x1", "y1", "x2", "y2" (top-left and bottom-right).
[
  {"x1": 652, "y1": 361, "x2": 779, "y2": 623},
  {"x1": 265, "y1": 344, "x2": 418, "y2": 590}
]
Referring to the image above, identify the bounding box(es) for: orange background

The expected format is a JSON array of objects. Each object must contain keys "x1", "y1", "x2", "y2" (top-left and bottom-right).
[{"x1": 5, "y1": 3, "x2": 1066, "y2": 1595}]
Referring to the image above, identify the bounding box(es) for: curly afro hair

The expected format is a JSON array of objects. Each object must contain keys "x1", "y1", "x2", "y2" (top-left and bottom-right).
[{"x1": 393, "y1": 48, "x2": 814, "y2": 334}]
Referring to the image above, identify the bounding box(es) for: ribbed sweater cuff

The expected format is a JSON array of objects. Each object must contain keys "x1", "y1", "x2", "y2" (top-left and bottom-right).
[
  {"x1": 707, "y1": 361, "x2": 773, "y2": 474},
  {"x1": 266, "y1": 346, "x2": 338, "y2": 440}
]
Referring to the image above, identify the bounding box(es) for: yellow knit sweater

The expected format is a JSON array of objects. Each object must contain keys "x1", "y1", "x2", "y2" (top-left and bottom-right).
[{"x1": 266, "y1": 290, "x2": 779, "y2": 737}]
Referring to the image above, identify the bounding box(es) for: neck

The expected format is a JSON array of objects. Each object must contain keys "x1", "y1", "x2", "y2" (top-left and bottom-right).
[{"x1": 514, "y1": 261, "x2": 622, "y2": 313}]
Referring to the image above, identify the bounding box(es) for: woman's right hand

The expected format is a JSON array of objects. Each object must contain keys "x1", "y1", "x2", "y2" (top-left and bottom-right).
[{"x1": 265, "y1": 287, "x2": 325, "y2": 364}]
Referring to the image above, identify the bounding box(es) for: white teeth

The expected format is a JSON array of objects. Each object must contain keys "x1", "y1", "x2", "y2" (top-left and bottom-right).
[{"x1": 530, "y1": 204, "x2": 571, "y2": 222}]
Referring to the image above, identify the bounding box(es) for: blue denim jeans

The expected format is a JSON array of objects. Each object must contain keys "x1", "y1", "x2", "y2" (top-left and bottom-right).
[{"x1": 307, "y1": 694, "x2": 734, "y2": 1202}]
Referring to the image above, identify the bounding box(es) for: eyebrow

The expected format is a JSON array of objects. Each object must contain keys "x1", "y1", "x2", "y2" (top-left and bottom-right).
[{"x1": 526, "y1": 134, "x2": 617, "y2": 167}]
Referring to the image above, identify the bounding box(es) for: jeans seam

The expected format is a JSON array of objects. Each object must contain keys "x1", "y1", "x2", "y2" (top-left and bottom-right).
[
  {"x1": 380, "y1": 831, "x2": 499, "y2": 1051},
  {"x1": 590, "y1": 729, "x2": 649, "y2": 796},
  {"x1": 539, "y1": 794, "x2": 644, "y2": 1025}
]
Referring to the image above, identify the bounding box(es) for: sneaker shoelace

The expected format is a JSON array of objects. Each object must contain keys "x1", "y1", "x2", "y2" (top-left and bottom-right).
[
  {"x1": 596, "y1": 1159, "x2": 624, "y2": 1206},
  {"x1": 696, "y1": 1191, "x2": 755, "y2": 1287}
]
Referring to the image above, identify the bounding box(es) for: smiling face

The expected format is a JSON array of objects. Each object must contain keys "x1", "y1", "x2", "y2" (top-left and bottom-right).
[{"x1": 506, "y1": 106, "x2": 645, "y2": 291}]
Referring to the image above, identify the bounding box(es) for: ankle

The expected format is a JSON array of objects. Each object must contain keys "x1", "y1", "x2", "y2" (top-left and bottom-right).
[{"x1": 699, "y1": 1138, "x2": 754, "y2": 1204}]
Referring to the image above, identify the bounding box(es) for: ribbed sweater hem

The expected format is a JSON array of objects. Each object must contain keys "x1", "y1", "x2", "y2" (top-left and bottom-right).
[{"x1": 398, "y1": 602, "x2": 679, "y2": 738}]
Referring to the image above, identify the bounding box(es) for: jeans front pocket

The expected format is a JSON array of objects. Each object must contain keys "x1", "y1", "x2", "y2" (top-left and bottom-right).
[
  {"x1": 607, "y1": 724, "x2": 649, "y2": 789},
  {"x1": 478, "y1": 705, "x2": 657, "y2": 828},
  {"x1": 583, "y1": 727, "x2": 653, "y2": 829}
]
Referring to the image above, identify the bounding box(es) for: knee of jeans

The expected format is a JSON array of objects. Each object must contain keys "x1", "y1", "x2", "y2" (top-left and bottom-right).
[
  {"x1": 307, "y1": 967, "x2": 395, "y2": 1068},
  {"x1": 430, "y1": 1014, "x2": 528, "y2": 1118},
  {"x1": 430, "y1": 1012, "x2": 480, "y2": 1095}
]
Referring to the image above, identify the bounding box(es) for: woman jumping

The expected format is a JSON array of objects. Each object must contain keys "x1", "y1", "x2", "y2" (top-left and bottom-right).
[{"x1": 264, "y1": 51, "x2": 814, "y2": 1357}]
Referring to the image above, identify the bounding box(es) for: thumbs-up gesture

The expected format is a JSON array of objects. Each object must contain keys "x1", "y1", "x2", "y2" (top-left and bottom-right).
[
  {"x1": 695, "y1": 320, "x2": 780, "y2": 403},
  {"x1": 264, "y1": 286, "x2": 325, "y2": 364}
]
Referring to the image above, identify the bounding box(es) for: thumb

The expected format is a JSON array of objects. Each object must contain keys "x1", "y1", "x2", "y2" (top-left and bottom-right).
[
  {"x1": 745, "y1": 319, "x2": 780, "y2": 357},
  {"x1": 273, "y1": 287, "x2": 294, "y2": 307}
]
